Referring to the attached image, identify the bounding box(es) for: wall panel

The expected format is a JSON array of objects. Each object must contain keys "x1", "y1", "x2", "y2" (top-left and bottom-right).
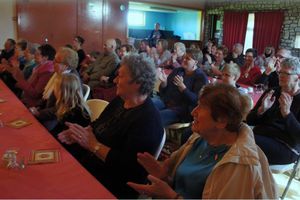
[
  {"x1": 17, "y1": 0, "x2": 128, "y2": 52},
  {"x1": 77, "y1": 0, "x2": 103, "y2": 53}
]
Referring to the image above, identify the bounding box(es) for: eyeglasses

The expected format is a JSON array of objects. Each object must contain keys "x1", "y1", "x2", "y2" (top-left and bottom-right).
[{"x1": 277, "y1": 71, "x2": 297, "y2": 76}]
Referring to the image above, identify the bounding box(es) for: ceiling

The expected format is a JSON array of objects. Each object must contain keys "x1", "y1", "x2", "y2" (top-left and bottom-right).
[
  {"x1": 131, "y1": 0, "x2": 237, "y2": 10},
  {"x1": 131, "y1": 0, "x2": 280, "y2": 10}
]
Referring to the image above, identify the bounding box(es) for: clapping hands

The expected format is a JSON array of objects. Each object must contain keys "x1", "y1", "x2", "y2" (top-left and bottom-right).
[
  {"x1": 258, "y1": 90, "x2": 275, "y2": 114},
  {"x1": 279, "y1": 92, "x2": 293, "y2": 117},
  {"x1": 173, "y1": 75, "x2": 186, "y2": 92},
  {"x1": 127, "y1": 152, "x2": 176, "y2": 199}
]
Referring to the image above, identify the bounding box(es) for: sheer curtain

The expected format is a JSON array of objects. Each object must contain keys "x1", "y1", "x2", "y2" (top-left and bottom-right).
[
  {"x1": 223, "y1": 11, "x2": 249, "y2": 49},
  {"x1": 253, "y1": 11, "x2": 284, "y2": 54}
]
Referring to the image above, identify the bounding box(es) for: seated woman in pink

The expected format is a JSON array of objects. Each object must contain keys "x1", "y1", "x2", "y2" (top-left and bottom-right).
[
  {"x1": 8, "y1": 44, "x2": 56, "y2": 107},
  {"x1": 237, "y1": 48, "x2": 261, "y2": 86}
]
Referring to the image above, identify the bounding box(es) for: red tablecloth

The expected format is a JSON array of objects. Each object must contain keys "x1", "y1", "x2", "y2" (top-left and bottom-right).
[{"x1": 0, "y1": 80, "x2": 115, "y2": 199}]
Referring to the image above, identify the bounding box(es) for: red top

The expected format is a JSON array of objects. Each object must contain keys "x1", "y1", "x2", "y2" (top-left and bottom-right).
[{"x1": 237, "y1": 65, "x2": 262, "y2": 86}]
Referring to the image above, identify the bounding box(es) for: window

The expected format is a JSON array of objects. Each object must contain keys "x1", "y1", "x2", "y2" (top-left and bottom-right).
[
  {"x1": 128, "y1": 11, "x2": 145, "y2": 26},
  {"x1": 244, "y1": 13, "x2": 255, "y2": 53}
]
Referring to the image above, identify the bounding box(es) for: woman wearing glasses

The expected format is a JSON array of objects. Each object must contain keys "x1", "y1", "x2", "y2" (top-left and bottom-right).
[{"x1": 247, "y1": 57, "x2": 300, "y2": 164}]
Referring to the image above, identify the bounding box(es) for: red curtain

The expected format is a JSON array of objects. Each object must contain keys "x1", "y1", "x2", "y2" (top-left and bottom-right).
[
  {"x1": 253, "y1": 11, "x2": 284, "y2": 55},
  {"x1": 223, "y1": 11, "x2": 248, "y2": 49}
]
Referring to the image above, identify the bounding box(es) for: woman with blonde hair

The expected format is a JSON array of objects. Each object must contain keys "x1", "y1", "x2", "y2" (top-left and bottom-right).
[
  {"x1": 30, "y1": 47, "x2": 81, "y2": 131},
  {"x1": 51, "y1": 73, "x2": 90, "y2": 135}
]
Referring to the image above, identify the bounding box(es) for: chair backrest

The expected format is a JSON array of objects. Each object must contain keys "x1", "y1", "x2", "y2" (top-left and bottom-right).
[
  {"x1": 154, "y1": 129, "x2": 166, "y2": 160},
  {"x1": 82, "y1": 84, "x2": 90, "y2": 101},
  {"x1": 86, "y1": 99, "x2": 109, "y2": 122}
]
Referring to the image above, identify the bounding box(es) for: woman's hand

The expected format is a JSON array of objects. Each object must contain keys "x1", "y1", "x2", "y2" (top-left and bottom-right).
[
  {"x1": 65, "y1": 122, "x2": 98, "y2": 152},
  {"x1": 29, "y1": 107, "x2": 40, "y2": 116},
  {"x1": 58, "y1": 129, "x2": 76, "y2": 145},
  {"x1": 136, "y1": 152, "x2": 169, "y2": 179},
  {"x1": 258, "y1": 90, "x2": 275, "y2": 115},
  {"x1": 279, "y1": 92, "x2": 293, "y2": 117},
  {"x1": 173, "y1": 75, "x2": 186, "y2": 92},
  {"x1": 157, "y1": 68, "x2": 167, "y2": 88},
  {"x1": 127, "y1": 175, "x2": 178, "y2": 199}
]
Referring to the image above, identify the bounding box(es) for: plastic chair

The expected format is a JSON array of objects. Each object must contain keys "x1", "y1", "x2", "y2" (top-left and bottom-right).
[
  {"x1": 270, "y1": 154, "x2": 300, "y2": 199},
  {"x1": 154, "y1": 129, "x2": 166, "y2": 159},
  {"x1": 86, "y1": 99, "x2": 109, "y2": 122},
  {"x1": 82, "y1": 84, "x2": 90, "y2": 101}
]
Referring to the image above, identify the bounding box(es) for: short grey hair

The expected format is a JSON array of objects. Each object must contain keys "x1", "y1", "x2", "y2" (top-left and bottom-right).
[
  {"x1": 222, "y1": 62, "x2": 241, "y2": 78},
  {"x1": 281, "y1": 57, "x2": 300, "y2": 75},
  {"x1": 57, "y1": 47, "x2": 79, "y2": 70},
  {"x1": 121, "y1": 54, "x2": 156, "y2": 95},
  {"x1": 27, "y1": 42, "x2": 40, "y2": 55},
  {"x1": 174, "y1": 42, "x2": 186, "y2": 53}
]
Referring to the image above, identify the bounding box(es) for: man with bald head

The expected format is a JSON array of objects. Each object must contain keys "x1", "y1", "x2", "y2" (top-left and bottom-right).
[
  {"x1": 256, "y1": 48, "x2": 292, "y2": 89},
  {"x1": 83, "y1": 38, "x2": 120, "y2": 89}
]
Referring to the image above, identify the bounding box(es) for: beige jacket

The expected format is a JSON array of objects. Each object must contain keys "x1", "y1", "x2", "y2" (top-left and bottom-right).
[{"x1": 168, "y1": 123, "x2": 278, "y2": 199}]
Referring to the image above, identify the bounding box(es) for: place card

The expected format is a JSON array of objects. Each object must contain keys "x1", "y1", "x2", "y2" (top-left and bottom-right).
[
  {"x1": 28, "y1": 149, "x2": 60, "y2": 164},
  {"x1": 7, "y1": 119, "x2": 32, "y2": 129}
]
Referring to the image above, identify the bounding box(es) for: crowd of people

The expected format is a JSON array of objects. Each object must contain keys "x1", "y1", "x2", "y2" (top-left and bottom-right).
[{"x1": 1, "y1": 30, "x2": 299, "y2": 198}]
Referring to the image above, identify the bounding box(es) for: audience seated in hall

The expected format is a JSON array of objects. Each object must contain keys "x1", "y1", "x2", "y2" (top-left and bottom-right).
[
  {"x1": 6, "y1": 44, "x2": 55, "y2": 108},
  {"x1": 247, "y1": 57, "x2": 300, "y2": 165},
  {"x1": 72, "y1": 35, "x2": 86, "y2": 73},
  {"x1": 202, "y1": 45, "x2": 228, "y2": 78},
  {"x1": 50, "y1": 73, "x2": 90, "y2": 135},
  {"x1": 153, "y1": 48, "x2": 208, "y2": 126},
  {"x1": 82, "y1": 38, "x2": 120, "y2": 90},
  {"x1": 58, "y1": 54, "x2": 164, "y2": 199},
  {"x1": 237, "y1": 48, "x2": 262, "y2": 86},
  {"x1": 224, "y1": 43, "x2": 245, "y2": 67},
  {"x1": 256, "y1": 48, "x2": 292, "y2": 89},
  {"x1": 30, "y1": 47, "x2": 80, "y2": 131},
  {"x1": 128, "y1": 84, "x2": 278, "y2": 199}
]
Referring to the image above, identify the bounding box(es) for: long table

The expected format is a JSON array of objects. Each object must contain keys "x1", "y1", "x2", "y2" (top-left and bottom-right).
[{"x1": 0, "y1": 80, "x2": 115, "y2": 199}]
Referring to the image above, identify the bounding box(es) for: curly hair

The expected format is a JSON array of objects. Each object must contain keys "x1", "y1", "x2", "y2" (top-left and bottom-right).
[{"x1": 121, "y1": 54, "x2": 156, "y2": 95}]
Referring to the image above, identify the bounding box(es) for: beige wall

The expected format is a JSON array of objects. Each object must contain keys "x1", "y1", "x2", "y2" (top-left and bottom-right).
[{"x1": 0, "y1": 0, "x2": 16, "y2": 48}]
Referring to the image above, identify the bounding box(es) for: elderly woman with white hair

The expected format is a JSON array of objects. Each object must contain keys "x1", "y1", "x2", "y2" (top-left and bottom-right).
[
  {"x1": 247, "y1": 57, "x2": 300, "y2": 164},
  {"x1": 168, "y1": 42, "x2": 186, "y2": 68}
]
